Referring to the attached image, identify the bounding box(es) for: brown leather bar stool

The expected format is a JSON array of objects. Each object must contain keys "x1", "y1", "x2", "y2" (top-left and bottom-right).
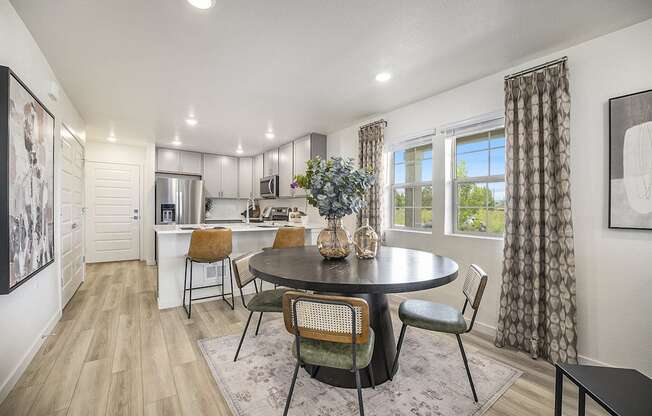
[
  {"x1": 272, "y1": 226, "x2": 305, "y2": 249},
  {"x1": 183, "y1": 228, "x2": 235, "y2": 318}
]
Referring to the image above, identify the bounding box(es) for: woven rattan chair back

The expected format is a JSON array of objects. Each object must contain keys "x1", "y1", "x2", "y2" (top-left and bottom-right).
[
  {"x1": 462, "y1": 264, "x2": 488, "y2": 310},
  {"x1": 187, "y1": 228, "x2": 233, "y2": 262},
  {"x1": 282, "y1": 292, "x2": 370, "y2": 344},
  {"x1": 231, "y1": 250, "x2": 262, "y2": 289},
  {"x1": 272, "y1": 227, "x2": 305, "y2": 249}
]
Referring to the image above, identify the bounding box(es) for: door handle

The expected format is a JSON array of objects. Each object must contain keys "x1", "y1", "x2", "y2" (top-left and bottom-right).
[{"x1": 133, "y1": 216, "x2": 139, "y2": 220}]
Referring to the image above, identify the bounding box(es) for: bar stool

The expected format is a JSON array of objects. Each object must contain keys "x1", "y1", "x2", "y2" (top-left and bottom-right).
[{"x1": 183, "y1": 228, "x2": 235, "y2": 318}]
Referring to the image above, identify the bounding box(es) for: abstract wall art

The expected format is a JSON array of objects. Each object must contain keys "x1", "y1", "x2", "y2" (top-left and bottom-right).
[
  {"x1": 0, "y1": 66, "x2": 55, "y2": 294},
  {"x1": 609, "y1": 89, "x2": 652, "y2": 230}
]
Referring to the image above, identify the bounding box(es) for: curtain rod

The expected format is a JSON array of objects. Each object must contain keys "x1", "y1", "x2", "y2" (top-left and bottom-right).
[
  {"x1": 504, "y1": 56, "x2": 567, "y2": 80},
  {"x1": 359, "y1": 119, "x2": 387, "y2": 130}
]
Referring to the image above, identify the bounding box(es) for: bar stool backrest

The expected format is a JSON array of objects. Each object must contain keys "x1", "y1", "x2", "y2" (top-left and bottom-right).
[
  {"x1": 187, "y1": 229, "x2": 232, "y2": 262},
  {"x1": 282, "y1": 291, "x2": 369, "y2": 344},
  {"x1": 272, "y1": 227, "x2": 305, "y2": 249}
]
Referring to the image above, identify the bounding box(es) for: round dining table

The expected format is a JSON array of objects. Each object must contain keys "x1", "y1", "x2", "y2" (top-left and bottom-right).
[{"x1": 249, "y1": 245, "x2": 459, "y2": 388}]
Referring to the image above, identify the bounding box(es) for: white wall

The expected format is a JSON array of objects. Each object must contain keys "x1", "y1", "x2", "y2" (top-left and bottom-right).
[
  {"x1": 0, "y1": 0, "x2": 86, "y2": 401},
  {"x1": 85, "y1": 141, "x2": 156, "y2": 265},
  {"x1": 327, "y1": 19, "x2": 652, "y2": 375}
]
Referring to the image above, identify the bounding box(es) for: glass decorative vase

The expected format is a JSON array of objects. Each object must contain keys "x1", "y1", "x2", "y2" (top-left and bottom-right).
[
  {"x1": 353, "y1": 218, "x2": 379, "y2": 259},
  {"x1": 317, "y1": 218, "x2": 351, "y2": 260}
]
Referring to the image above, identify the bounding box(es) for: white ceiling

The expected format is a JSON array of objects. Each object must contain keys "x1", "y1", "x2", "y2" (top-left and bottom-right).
[{"x1": 11, "y1": 0, "x2": 652, "y2": 155}]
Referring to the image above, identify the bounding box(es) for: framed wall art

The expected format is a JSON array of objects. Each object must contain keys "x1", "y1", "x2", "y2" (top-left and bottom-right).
[
  {"x1": 609, "y1": 89, "x2": 652, "y2": 230},
  {"x1": 0, "y1": 66, "x2": 55, "y2": 294}
]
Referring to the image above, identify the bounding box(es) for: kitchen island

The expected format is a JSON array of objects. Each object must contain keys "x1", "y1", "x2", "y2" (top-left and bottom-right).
[{"x1": 154, "y1": 222, "x2": 322, "y2": 309}]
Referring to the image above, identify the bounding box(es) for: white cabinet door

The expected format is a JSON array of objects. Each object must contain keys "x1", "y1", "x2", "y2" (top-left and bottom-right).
[
  {"x1": 157, "y1": 148, "x2": 180, "y2": 172},
  {"x1": 278, "y1": 142, "x2": 293, "y2": 197},
  {"x1": 203, "y1": 154, "x2": 222, "y2": 198},
  {"x1": 180, "y1": 151, "x2": 202, "y2": 175},
  {"x1": 293, "y1": 135, "x2": 311, "y2": 197},
  {"x1": 221, "y1": 156, "x2": 239, "y2": 198},
  {"x1": 238, "y1": 157, "x2": 253, "y2": 198},
  {"x1": 253, "y1": 154, "x2": 264, "y2": 198},
  {"x1": 263, "y1": 148, "x2": 278, "y2": 176}
]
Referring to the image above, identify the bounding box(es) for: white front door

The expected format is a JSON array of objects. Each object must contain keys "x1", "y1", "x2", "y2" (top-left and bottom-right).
[
  {"x1": 85, "y1": 161, "x2": 140, "y2": 263},
  {"x1": 61, "y1": 132, "x2": 85, "y2": 306}
]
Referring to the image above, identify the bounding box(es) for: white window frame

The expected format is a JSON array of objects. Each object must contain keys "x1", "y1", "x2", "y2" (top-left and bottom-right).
[
  {"x1": 451, "y1": 126, "x2": 506, "y2": 237},
  {"x1": 389, "y1": 139, "x2": 433, "y2": 231}
]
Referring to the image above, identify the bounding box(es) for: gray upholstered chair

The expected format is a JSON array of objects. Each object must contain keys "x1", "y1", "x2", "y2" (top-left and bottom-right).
[
  {"x1": 391, "y1": 264, "x2": 488, "y2": 402},
  {"x1": 282, "y1": 292, "x2": 375, "y2": 416},
  {"x1": 232, "y1": 250, "x2": 291, "y2": 362}
]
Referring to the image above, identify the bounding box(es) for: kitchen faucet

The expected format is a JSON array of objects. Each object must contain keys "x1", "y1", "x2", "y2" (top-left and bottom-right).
[{"x1": 245, "y1": 196, "x2": 255, "y2": 224}]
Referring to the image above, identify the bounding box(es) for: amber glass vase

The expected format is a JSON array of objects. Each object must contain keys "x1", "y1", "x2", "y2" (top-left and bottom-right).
[
  {"x1": 353, "y1": 218, "x2": 379, "y2": 259},
  {"x1": 317, "y1": 218, "x2": 351, "y2": 260}
]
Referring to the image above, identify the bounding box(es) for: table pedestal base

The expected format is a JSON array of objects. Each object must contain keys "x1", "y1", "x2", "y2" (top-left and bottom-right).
[{"x1": 304, "y1": 293, "x2": 397, "y2": 388}]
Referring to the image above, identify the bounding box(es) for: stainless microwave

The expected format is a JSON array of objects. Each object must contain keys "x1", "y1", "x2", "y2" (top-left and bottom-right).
[{"x1": 260, "y1": 175, "x2": 279, "y2": 198}]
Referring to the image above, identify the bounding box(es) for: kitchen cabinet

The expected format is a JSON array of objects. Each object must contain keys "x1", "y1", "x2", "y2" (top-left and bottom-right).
[
  {"x1": 156, "y1": 148, "x2": 202, "y2": 175},
  {"x1": 203, "y1": 154, "x2": 238, "y2": 198},
  {"x1": 292, "y1": 133, "x2": 327, "y2": 197},
  {"x1": 278, "y1": 142, "x2": 293, "y2": 198},
  {"x1": 253, "y1": 154, "x2": 264, "y2": 198},
  {"x1": 263, "y1": 148, "x2": 278, "y2": 176},
  {"x1": 238, "y1": 157, "x2": 253, "y2": 199}
]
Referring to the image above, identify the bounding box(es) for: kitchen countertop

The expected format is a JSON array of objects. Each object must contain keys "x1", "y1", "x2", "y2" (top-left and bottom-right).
[{"x1": 154, "y1": 221, "x2": 323, "y2": 235}]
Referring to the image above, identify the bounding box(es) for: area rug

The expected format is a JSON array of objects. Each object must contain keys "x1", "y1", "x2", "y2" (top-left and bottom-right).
[{"x1": 198, "y1": 318, "x2": 521, "y2": 416}]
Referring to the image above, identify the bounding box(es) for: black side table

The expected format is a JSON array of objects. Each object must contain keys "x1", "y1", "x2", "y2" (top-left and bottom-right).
[{"x1": 554, "y1": 363, "x2": 652, "y2": 416}]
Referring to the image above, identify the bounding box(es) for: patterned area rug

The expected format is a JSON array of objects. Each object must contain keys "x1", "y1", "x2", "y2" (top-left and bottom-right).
[{"x1": 198, "y1": 318, "x2": 521, "y2": 416}]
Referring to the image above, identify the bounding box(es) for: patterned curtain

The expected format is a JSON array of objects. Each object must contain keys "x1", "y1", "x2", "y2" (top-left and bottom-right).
[
  {"x1": 494, "y1": 61, "x2": 578, "y2": 364},
  {"x1": 358, "y1": 122, "x2": 385, "y2": 233}
]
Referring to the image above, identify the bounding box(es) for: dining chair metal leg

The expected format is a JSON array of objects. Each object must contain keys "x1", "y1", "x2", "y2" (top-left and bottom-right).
[
  {"x1": 354, "y1": 368, "x2": 365, "y2": 416},
  {"x1": 283, "y1": 360, "x2": 301, "y2": 416},
  {"x1": 233, "y1": 311, "x2": 254, "y2": 362},
  {"x1": 367, "y1": 365, "x2": 375, "y2": 389},
  {"x1": 390, "y1": 323, "x2": 407, "y2": 380},
  {"x1": 255, "y1": 312, "x2": 264, "y2": 336},
  {"x1": 456, "y1": 334, "x2": 478, "y2": 402}
]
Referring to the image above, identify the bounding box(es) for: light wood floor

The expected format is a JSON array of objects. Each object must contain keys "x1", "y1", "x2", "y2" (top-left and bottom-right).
[{"x1": 0, "y1": 261, "x2": 608, "y2": 416}]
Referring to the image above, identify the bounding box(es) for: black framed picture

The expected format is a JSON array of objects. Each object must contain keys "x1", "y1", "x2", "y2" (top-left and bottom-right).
[
  {"x1": 0, "y1": 66, "x2": 55, "y2": 294},
  {"x1": 609, "y1": 89, "x2": 652, "y2": 230}
]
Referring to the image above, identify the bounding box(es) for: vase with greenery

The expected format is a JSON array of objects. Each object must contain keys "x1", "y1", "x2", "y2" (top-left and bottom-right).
[{"x1": 292, "y1": 157, "x2": 374, "y2": 259}]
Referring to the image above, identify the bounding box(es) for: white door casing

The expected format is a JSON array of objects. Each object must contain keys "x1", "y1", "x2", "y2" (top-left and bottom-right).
[
  {"x1": 60, "y1": 132, "x2": 85, "y2": 306},
  {"x1": 85, "y1": 161, "x2": 140, "y2": 262}
]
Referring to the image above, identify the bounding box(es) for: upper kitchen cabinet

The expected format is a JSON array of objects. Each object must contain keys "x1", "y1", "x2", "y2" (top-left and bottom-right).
[
  {"x1": 238, "y1": 157, "x2": 253, "y2": 199},
  {"x1": 203, "y1": 154, "x2": 238, "y2": 198},
  {"x1": 278, "y1": 142, "x2": 293, "y2": 198},
  {"x1": 156, "y1": 148, "x2": 202, "y2": 175},
  {"x1": 253, "y1": 153, "x2": 264, "y2": 198},
  {"x1": 293, "y1": 133, "x2": 327, "y2": 196},
  {"x1": 263, "y1": 148, "x2": 278, "y2": 176}
]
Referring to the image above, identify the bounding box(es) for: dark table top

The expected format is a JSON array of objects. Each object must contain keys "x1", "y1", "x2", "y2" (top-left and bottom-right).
[
  {"x1": 557, "y1": 363, "x2": 652, "y2": 416},
  {"x1": 249, "y1": 245, "x2": 459, "y2": 294}
]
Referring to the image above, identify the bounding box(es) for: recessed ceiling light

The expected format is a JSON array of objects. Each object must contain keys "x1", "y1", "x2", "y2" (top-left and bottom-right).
[
  {"x1": 171, "y1": 139, "x2": 182, "y2": 146},
  {"x1": 236, "y1": 145, "x2": 243, "y2": 155},
  {"x1": 107, "y1": 134, "x2": 117, "y2": 142},
  {"x1": 265, "y1": 131, "x2": 275, "y2": 140},
  {"x1": 375, "y1": 72, "x2": 392, "y2": 82},
  {"x1": 185, "y1": 117, "x2": 198, "y2": 126},
  {"x1": 187, "y1": 0, "x2": 214, "y2": 9}
]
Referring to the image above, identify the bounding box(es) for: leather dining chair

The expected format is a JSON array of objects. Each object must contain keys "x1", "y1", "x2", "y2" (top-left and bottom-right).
[
  {"x1": 390, "y1": 264, "x2": 488, "y2": 402},
  {"x1": 272, "y1": 226, "x2": 305, "y2": 249},
  {"x1": 281, "y1": 292, "x2": 375, "y2": 416},
  {"x1": 232, "y1": 250, "x2": 292, "y2": 362},
  {"x1": 183, "y1": 228, "x2": 235, "y2": 318}
]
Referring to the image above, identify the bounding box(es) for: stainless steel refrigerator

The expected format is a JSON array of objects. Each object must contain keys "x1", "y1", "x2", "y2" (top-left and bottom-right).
[{"x1": 155, "y1": 177, "x2": 204, "y2": 225}]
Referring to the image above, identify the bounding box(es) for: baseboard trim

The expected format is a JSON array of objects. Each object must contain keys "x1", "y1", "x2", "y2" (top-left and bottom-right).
[{"x1": 0, "y1": 309, "x2": 62, "y2": 403}]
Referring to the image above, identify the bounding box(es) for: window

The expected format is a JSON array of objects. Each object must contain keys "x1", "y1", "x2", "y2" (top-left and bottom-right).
[
  {"x1": 453, "y1": 128, "x2": 505, "y2": 236},
  {"x1": 391, "y1": 143, "x2": 432, "y2": 229}
]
